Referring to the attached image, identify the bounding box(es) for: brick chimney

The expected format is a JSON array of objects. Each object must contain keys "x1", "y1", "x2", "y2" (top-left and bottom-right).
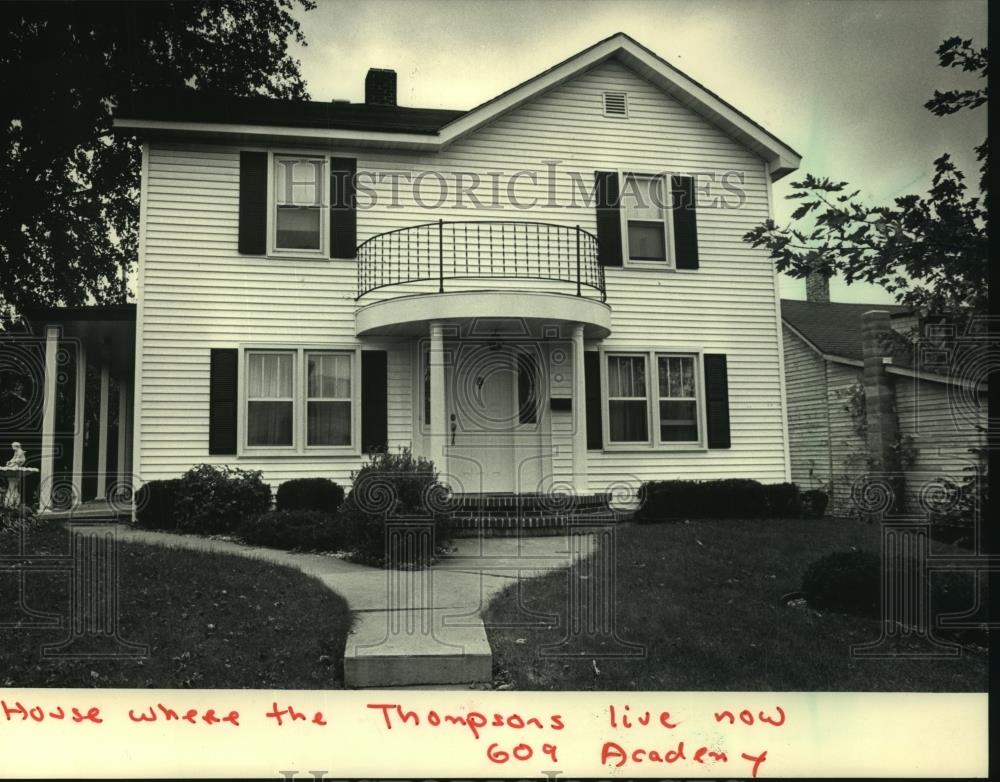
[
  {"x1": 805, "y1": 269, "x2": 831, "y2": 303},
  {"x1": 365, "y1": 68, "x2": 397, "y2": 106}
]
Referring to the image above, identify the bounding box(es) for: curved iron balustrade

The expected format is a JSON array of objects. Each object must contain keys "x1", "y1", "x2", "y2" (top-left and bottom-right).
[{"x1": 356, "y1": 220, "x2": 605, "y2": 301}]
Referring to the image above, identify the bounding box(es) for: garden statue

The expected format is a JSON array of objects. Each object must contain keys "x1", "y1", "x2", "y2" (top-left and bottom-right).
[{"x1": 2, "y1": 442, "x2": 38, "y2": 511}]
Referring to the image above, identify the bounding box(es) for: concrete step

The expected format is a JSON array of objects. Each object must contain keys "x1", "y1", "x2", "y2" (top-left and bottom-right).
[{"x1": 344, "y1": 609, "x2": 492, "y2": 688}]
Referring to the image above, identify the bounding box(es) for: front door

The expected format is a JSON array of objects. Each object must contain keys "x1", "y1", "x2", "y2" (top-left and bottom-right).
[{"x1": 447, "y1": 342, "x2": 516, "y2": 493}]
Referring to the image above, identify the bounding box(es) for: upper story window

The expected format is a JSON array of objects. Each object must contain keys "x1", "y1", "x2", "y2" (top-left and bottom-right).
[
  {"x1": 622, "y1": 174, "x2": 669, "y2": 264},
  {"x1": 272, "y1": 155, "x2": 328, "y2": 255}
]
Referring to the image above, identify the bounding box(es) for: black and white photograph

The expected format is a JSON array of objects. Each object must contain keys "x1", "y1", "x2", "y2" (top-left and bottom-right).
[{"x1": 0, "y1": 0, "x2": 992, "y2": 777}]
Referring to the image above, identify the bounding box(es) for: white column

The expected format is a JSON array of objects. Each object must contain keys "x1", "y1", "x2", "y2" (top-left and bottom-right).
[
  {"x1": 72, "y1": 343, "x2": 86, "y2": 506},
  {"x1": 116, "y1": 381, "x2": 129, "y2": 494},
  {"x1": 571, "y1": 325, "x2": 588, "y2": 494},
  {"x1": 428, "y1": 322, "x2": 448, "y2": 483},
  {"x1": 39, "y1": 326, "x2": 59, "y2": 511},
  {"x1": 96, "y1": 364, "x2": 110, "y2": 499}
]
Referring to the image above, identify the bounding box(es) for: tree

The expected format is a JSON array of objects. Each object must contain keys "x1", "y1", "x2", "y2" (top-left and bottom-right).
[
  {"x1": 744, "y1": 37, "x2": 988, "y2": 316},
  {"x1": 0, "y1": 0, "x2": 315, "y2": 320}
]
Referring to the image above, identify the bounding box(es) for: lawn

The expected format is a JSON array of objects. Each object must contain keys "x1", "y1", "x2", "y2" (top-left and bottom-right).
[
  {"x1": 484, "y1": 516, "x2": 989, "y2": 691},
  {"x1": 1, "y1": 519, "x2": 353, "y2": 688}
]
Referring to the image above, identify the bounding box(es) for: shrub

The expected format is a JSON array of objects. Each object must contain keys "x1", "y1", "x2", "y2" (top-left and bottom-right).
[
  {"x1": 635, "y1": 478, "x2": 769, "y2": 522},
  {"x1": 275, "y1": 477, "x2": 345, "y2": 513},
  {"x1": 238, "y1": 509, "x2": 343, "y2": 552},
  {"x1": 802, "y1": 549, "x2": 982, "y2": 642},
  {"x1": 801, "y1": 489, "x2": 829, "y2": 518},
  {"x1": 802, "y1": 550, "x2": 882, "y2": 617},
  {"x1": 173, "y1": 464, "x2": 272, "y2": 535},
  {"x1": 339, "y1": 448, "x2": 456, "y2": 567},
  {"x1": 134, "y1": 479, "x2": 181, "y2": 530},
  {"x1": 764, "y1": 482, "x2": 801, "y2": 518}
]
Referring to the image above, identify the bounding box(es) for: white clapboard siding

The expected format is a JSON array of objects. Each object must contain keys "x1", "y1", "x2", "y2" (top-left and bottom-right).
[
  {"x1": 782, "y1": 329, "x2": 832, "y2": 491},
  {"x1": 137, "y1": 58, "x2": 788, "y2": 490}
]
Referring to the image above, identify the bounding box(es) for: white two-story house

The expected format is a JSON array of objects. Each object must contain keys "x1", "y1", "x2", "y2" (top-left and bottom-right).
[{"x1": 29, "y1": 33, "x2": 801, "y2": 513}]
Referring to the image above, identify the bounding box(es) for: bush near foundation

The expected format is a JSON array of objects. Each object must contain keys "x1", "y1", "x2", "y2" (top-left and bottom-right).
[
  {"x1": 338, "y1": 448, "x2": 456, "y2": 567},
  {"x1": 134, "y1": 479, "x2": 182, "y2": 530},
  {"x1": 635, "y1": 478, "x2": 771, "y2": 522},
  {"x1": 238, "y1": 509, "x2": 343, "y2": 552},
  {"x1": 276, "y1": 477, "x2": 345, "y2": 514},
  {"x1": 173, "y1": 464, "x2": 272, "y2": 535},
  {"x1": 763, "y1": 482, "x2": 802, "y2": 518}
]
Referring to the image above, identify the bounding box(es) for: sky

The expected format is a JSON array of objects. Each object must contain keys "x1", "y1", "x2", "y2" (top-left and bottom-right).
[{"x1": 290, "y1": 0, "x2": 987, "y2": 304}]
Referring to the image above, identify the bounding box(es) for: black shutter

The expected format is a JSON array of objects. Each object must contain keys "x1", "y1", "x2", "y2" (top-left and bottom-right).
[
  {"x1": 238, "y1": 151, "x2": 267, "y2": 255},
  {"x1": 584, "y1": 351, "x2": 603, "y2": 450},
  {"x1": 330, "y1": 157, "x2": 357, "y2": 259},
  {"x1": 594, "y1": 171, "x2": 622, "y2": 267},
  {"x1": 703, "y1": 354, "x2": 731, "y2": 449},
  {"x1": 671, "y1": 175, "x2": 699, "y2": 269},
  {"x1": 209, "y1": 349, "x2": 238, "y2": 455},
  {"x1": 361, "y1": 350, "x2": 388, "y2": 453}
]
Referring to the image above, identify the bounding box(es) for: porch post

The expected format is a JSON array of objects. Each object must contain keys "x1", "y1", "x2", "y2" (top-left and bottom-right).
[
  {"x1": 96, "y1": 363, "x2": 110, "y2": 499},
  {"x1": 571, "y1": 324, "x2": 588, "y2": 494},
  {"x1": 428, "y1": 321, "x2": 448, "y2": 484},
  {"x1": 72, "y1": 342, "x2": 86, "y2": 506},
  {"x1": 39, "y1": 325, "x2": 59, "y2": 511},
  {"x1": 116, "y1": 381, "x2": 129, "y2": 493}
]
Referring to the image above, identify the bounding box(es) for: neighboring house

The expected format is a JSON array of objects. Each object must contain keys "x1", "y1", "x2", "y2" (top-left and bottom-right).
[
  {"x1": 27, "y1": 33, "x2": 804, "y2": 513},
  {"x1": 781, "y1": 275, "x2": 988, "y2": 517}
]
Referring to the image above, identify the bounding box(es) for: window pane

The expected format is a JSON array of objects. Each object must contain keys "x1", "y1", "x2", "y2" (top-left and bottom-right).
[
  {"x1": 308, "y1": 400, "x2": 351, "y2": 446},
  {"x1": 628, "y1": 222, "x2": 666, "y2": 261},
  {"x1": 623, "y1": 176, "x2": 664, "y2": 221},
  {"x1": 248, "y1": 401, "x2": 293, "y2": 446},
  {"x1": 517, "y1": 353, "x2": 538, "y2": 425},
  {"x1": 308, "y1": 353, "x2": 350, "y2": 398},
  {"x1": 277, "y1": 159, "x2": 322, "y2": 206},
  {"x1": 608, "y1": 355, "x2": 646, "y2": 398},
  {"x1": 660, "y1": 400, "x2": 698, "y2": 442},
  {"x1": 658, "y1": 356, "x2": 696, "y2": 398},
  {"x1": 610, "y1": 399, "x2": 648, "y2": 442},
  {"x1": 248, "y1": 353, "x2": 292, "y2": 398},
  {"x1": 276, "y1": 206, "x2": 321, "y2": 250},
  {"x1": 423, "y1": 350, "x2": 430, "y2": 426}
]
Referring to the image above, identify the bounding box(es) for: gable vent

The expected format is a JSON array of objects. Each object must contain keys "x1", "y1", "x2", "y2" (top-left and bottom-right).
[{"x1": 602, "y1": 91, "x2": 628, "y2": 117}]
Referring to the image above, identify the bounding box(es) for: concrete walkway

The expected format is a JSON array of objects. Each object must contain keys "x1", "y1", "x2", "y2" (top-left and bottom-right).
[{"x1": 113, "y1": 526, "x2": 588, "y2": 688}]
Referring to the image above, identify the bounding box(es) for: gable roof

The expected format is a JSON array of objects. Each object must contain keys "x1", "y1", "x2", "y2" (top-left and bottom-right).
[
  {"x1": 113, "y1": 32, "x2": 800, "y2": 179},
  {"x1": 780, "y1": 299, "x2": 909, "y2": 362}
]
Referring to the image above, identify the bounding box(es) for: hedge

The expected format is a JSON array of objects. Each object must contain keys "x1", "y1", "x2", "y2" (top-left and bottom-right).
[
  {"x1": 275, "y1": 477, "x2": 345, "y2": 514},
  {"x1": 134, "y1": 479, "x2": 182, "y2": 530},
  {"x1": 238, "y1": 509, "x2": 343, "y2": 552}
]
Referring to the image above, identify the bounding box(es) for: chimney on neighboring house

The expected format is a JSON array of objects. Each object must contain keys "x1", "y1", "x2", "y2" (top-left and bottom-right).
[
  {"x1": 805, "y1": 267, "x2": 831, "y2": 303},
  {"x1": 861, "y1": 309, "x2": 902, "y2": 499},
  {"x1": 365, "y1": 68, "x2": 397, "y2": 106}
]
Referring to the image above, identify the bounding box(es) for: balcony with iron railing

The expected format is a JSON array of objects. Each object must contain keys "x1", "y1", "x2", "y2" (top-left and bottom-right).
[{"x1": 356, "y1": 220, "x2": 606, "y2": 302}]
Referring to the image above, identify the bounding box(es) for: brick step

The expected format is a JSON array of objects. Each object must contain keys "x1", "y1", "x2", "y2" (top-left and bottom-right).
[
  {"x1": 450, "y1": 492, "x2": 612, "y2": 513},
  {"x1": 450, "y1": 511, "x2": 618, "y2": 538}
]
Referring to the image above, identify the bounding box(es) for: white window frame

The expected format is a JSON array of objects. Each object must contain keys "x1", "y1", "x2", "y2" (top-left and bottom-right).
[
  {"x1": 604, "y1": 352, "x2": 651, "y2": 446},
  {"x1": 267, "y1": 151, "x2": 329, "y2": 259},
  {"x1": 304, "y1": 350, "x2": 355, "y2": 450},
  {"x1": 619, "y1": 171, "x2": 675, "y2": 269},
  {"x1": 237, "y1": 345, "x2": 360, "y2": 456},
  {"x1": 244, "y1": 349, "x2": 297, "y2": 452},
  {"x1": 600, "y1": 348, "x2": 707, "y2": 451},
  {"x1": 654, "y1": 353, "x2": 702, "y2": 446}
]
